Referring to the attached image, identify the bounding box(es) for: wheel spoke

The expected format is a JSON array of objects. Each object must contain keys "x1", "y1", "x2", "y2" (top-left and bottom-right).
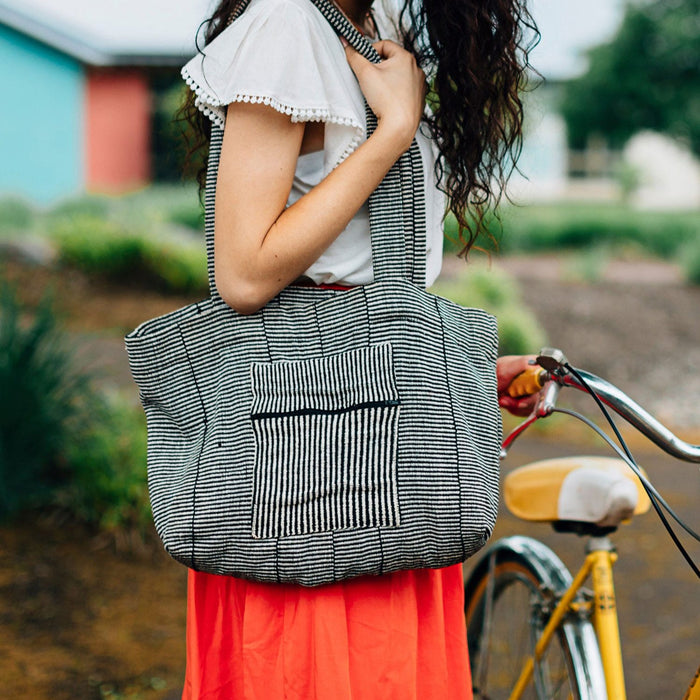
[{"x1": 466, "y1": 559, "x2": 586, "y2": 700}]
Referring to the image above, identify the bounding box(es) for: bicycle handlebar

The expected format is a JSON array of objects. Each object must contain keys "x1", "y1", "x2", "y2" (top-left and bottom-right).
[
  {"x1": 501, "y1": 348, "x2": 700, "y2": 463},
  {"x1": 555, "y1": 369, "x2": 700, "y2": 463}
]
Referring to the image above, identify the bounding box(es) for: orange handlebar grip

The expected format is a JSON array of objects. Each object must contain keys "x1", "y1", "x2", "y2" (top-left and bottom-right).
[{"x1": 507, "y1": 366, "x2": 547, "y2": 398}]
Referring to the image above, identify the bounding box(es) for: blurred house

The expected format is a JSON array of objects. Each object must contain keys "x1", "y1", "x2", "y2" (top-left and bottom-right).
[
  {"x1": 509, "y1": 86, "x2": 625, "y2": 204},
  {"x1": 623, "y1": 132, "x2": 700, "y2": 211},
  {"x1": 1, "y1": 0, "x2": 645, "y2": 207},
  {"x1": 0, "y1": 0, "x2": 210, "y2": 204},
  {"x1": 510, "y1": 0, "x2": 626, "y2": 203}
]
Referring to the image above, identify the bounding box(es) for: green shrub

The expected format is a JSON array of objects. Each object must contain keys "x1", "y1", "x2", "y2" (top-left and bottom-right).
[
  {"x1": 57, "y1": 393, "x2": 150, "y2": 533},
  {"x1": 0, "y1": 197, "x2": 35, "y2": 235},
  {"x1": 0, "y1": 284, "x2": 150, "y2": 532},
  {"x1": 631, "y1": 213, "x2": 699, "y2": 258},
  {"x1": 50, "y1": 213, "x2": 208, "y2": 294},
  {"x1": 51, "y1": 215, "x2": 148, "y2": 280},
  {"x1": 495, "y1": 306, "x2": 547, "y2": 357},
  {"x1": 142, "y1": 237, "x2": 208, "y2": 294},
  {"x1": 431, "y1": 265, "x2": 547, "y2": 356},
  {"x1": 167, "y1": 202, "x2": 204, "y2": 231},
  {"x1": 0, "y1": 284, "x2": 95, "y2": 517},
  {"x1": 104, "y1": 184, "x2": 201, "y2": 231},
  {"x1": 460, "y1": 261, "x2": 519, "y2": 308},
  {"x1": 443, "y1": 204, "x2": 699, "y2": 259},
  {"x1": 504, "y1": 205, "x2": 698, "y2": 257},
  {"x1": 47, "y1": 195, "x2": 111, "y2": 223},
  {"x1": 681, "y1": 237, "x2": 700, "y2": 286}
]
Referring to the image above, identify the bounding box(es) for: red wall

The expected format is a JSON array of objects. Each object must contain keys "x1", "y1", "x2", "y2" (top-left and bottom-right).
[{"x1": 85, "y1": 68, "x2": 151, "y2": 192}]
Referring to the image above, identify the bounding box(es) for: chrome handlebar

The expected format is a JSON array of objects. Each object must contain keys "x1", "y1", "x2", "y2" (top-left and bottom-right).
[
  {"x1": 556, "y1": 369, "x2": 700, "y2": 462},
  {"x1": 501, "y1": 348, "x2": 700, "y2": 463}
]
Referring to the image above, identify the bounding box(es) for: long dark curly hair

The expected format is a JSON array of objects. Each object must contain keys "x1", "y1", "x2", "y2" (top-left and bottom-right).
[{"x1": 180, "y1": 0, "x2": 539, "y2": 255}]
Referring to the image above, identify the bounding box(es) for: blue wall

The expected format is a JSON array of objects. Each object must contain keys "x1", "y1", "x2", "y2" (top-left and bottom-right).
[{"x1": 0, "y1": 24, "x2": 83, "y2": 204}]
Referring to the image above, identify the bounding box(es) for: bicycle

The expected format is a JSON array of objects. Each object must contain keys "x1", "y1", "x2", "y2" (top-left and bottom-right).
[{"x1": 464, "y1": 348, "x2": 700, "y2": 700}]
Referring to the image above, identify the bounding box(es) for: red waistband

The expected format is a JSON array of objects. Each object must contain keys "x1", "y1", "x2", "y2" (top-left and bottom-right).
[{"x1": 316, "y1": 283, "x2": 356, "y2": 291}]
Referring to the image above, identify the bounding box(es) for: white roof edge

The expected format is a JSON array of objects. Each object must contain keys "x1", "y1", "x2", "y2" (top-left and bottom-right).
[{"x1": 0, "y1": 2, "x2": 193, "y2": 65}]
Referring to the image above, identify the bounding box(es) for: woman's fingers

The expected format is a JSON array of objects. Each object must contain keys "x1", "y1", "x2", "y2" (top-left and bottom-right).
[
  {"x1": 342, "y1": 38, "x2": 425, "y2": 150},
  {"x1": 496, "y1": 355, "x2": 542, "y2": 417},
  {"x1": 371, "y1": 39, "x2": 402, "y2": 60},
  {"x1": 498, "y1": 393, "x2": 539, "y2": 417},
  {"x1": 343, "y1": 40, "x2": 404, "y2": 72},
  {"x1": 496, "y1": 355, "x2": 538, "y2": 393},
  {"x1": 343, "y1": 39, "x2": 401, "y2": 61},
  {"x1": 343, "y1": 43, "x2": 371, "y2": 78}
]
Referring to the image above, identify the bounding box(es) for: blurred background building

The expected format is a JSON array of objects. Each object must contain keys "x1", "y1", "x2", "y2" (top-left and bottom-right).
[
  {"x1": 515, "y1": 0, "x2": 700, "y2": 208},
  {"x1": 1, "y1": 0, "x2": 699, "y2": 209},
  {"x1": 0, "y1": 0, "x2": 207, "y2": 203}
]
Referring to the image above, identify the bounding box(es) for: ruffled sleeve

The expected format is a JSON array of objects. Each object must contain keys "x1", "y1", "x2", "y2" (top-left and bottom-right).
[{"x1": 181, "y1": 0, "x2": 366, "y2": 168}]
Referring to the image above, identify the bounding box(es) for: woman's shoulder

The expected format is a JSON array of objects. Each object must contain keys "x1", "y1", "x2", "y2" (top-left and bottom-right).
[{"x1": 181, "y1": 0, "x2": 366, "y2": 164}]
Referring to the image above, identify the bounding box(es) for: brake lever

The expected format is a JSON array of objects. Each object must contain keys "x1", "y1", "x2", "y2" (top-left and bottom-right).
[{"x1": 500, "y1": 348, "x2": 569, "y2": 459}]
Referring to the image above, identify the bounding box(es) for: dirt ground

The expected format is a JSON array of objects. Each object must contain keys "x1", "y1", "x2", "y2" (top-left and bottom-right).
[{"x1": 1, "y1": 254, "x2": 699, "y2": 699}]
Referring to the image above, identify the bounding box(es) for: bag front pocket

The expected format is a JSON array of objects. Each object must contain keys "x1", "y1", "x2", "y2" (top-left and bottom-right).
[{"x1": 249, "y1": 343, "x2": 401, "y2": 539}]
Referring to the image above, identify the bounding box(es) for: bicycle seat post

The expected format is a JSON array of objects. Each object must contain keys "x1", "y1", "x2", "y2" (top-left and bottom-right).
[{"x1": 586, "y1": 536, "x2": 626, "y2": 699}]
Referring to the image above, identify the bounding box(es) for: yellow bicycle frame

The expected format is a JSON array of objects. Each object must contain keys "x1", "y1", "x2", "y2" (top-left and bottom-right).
[
  {"x1": 509, "y1": 544, "x2": 627, "y2": 700},
  {"x1": 685, "y1": 665, "x2": 700, "y2": 700}
]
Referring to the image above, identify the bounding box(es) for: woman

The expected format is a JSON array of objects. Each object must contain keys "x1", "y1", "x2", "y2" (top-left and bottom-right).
[{"x1": 180, "y1": 0, "x2": 539, "y2": 696}]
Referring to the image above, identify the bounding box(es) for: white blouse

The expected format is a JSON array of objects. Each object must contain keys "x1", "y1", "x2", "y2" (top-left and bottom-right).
[{"x1": 181, "y1": 0, "x2": 445, "y2": 286}]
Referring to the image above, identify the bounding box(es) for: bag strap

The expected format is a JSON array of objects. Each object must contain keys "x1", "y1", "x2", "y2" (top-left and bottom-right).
[{"x1": 204, "y1": 0, "x2": 427, "y2": 303}]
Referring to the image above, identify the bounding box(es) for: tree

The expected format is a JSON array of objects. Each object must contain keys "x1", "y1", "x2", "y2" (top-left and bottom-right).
[{"x1": 561, "y1": 0, "x2": 700, "y2": 154}]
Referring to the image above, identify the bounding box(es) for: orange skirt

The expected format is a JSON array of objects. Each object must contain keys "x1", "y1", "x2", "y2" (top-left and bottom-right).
[{"x1": 182, "y1": 564, "x2": 473, "y2": 699}]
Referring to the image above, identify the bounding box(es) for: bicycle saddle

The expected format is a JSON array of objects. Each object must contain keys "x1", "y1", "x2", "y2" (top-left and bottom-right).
[{"x1": 505, "y1": 456, "x2": 651, "y2": 529}]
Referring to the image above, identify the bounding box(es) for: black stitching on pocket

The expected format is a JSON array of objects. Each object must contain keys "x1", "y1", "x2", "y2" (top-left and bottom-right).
[{"x1": 250, "y1": 398, "x2": 400, "y2": 420}]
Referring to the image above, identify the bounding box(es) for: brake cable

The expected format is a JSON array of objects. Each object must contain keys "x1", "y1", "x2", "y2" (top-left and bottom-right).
[{"x1": 563, "y1": 362, "x2": 700, "y2": 580}]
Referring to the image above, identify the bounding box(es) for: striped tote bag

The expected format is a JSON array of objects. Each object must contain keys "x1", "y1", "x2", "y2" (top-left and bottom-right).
[{"x1": 125, "y1": 0, "x2": 502, "y2": 587}]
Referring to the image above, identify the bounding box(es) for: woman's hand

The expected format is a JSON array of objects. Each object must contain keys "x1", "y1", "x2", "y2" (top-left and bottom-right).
[
  {"x1": 497, "y1": 355, "x2": 541, "y2": 417},
  {"x1": 344, "y1": 39, "x2": 426, "y2": 152}
]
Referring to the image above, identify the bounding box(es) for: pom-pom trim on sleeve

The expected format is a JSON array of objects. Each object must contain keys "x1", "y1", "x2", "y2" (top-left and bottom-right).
[
  {"x1": 182, "y1": 65, "x2": 360, "y2": 131},
  {"x1": 181, "y1": 65, "x2": 364, "y2": 165},
  {"x1": 180, "y1": 0, "x2": 367, "y2": 168}
]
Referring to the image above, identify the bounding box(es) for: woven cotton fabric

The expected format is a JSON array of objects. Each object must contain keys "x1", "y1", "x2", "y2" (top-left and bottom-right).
[{"x1": 125, "y1": 0, "x2": 502, "y2": 587}]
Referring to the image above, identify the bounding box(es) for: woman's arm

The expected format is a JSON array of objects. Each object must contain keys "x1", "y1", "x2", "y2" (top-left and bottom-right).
[{"x1": 214, "y1": 40, "x2": 425, "y2": 314}]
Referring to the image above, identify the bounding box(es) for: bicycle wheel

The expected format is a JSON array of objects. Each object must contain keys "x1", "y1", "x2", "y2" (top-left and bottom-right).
[{"x1": 464, "y1": 536, "x2": 607, "y2": 700}]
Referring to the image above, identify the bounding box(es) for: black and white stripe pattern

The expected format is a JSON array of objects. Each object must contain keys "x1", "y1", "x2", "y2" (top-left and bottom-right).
[
  {"x1": 250, "y1": 343, "x2": 398, "y2": 416},
  {"x1": 250, "y1": 344, "x2": 400, "y2": 538},
  {"x1": 124, "y1": 0, "x2": 502, "y2": 586},
  {"x1": 251, "y1": 404, "x2": 400, "y2": 538}
]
